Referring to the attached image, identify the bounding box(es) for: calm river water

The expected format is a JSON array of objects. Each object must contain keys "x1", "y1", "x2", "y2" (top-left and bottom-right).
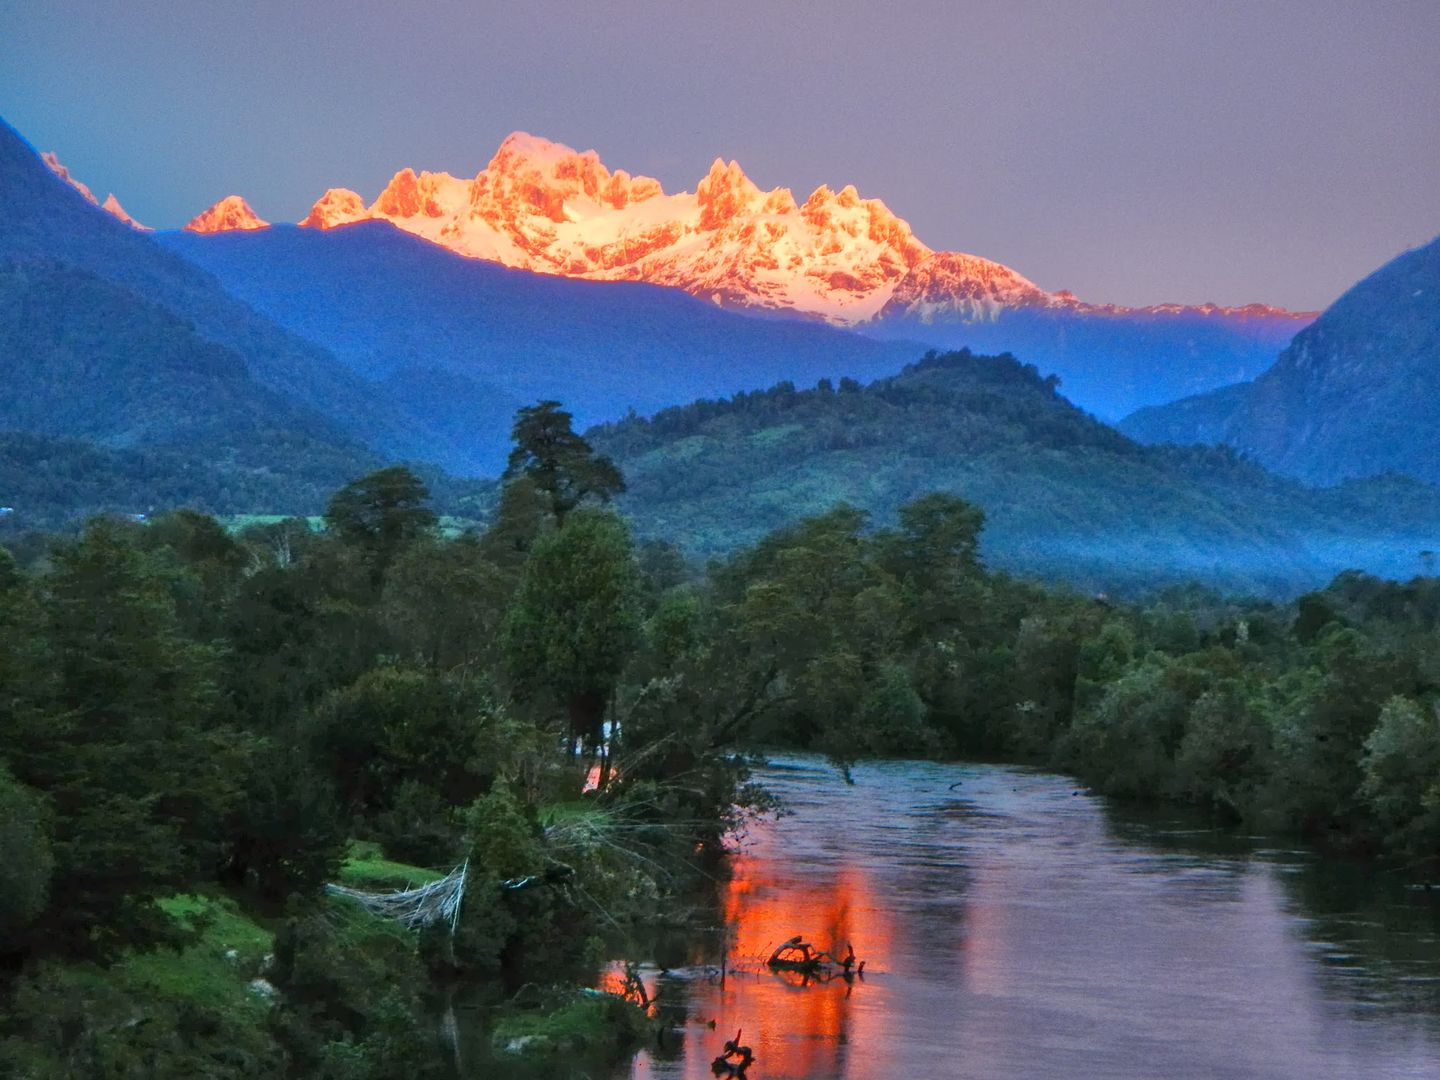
[{"x1": 599, "y1": 755, "x2": 1440, "y2": 1080}]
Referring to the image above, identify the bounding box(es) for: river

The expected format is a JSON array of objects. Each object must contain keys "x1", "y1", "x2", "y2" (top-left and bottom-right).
[{"x1": 596, "y1": 755, "x2": 1440, "y2": 1079}]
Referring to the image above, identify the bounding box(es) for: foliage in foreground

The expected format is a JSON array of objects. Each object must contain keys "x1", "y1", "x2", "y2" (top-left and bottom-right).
[{"x1": 4, "y1": 395, "x2": 1440, "y2": 1076}]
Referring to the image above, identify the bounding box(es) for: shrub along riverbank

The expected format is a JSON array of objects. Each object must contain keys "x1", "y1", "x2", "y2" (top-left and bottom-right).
[{"x1": 3, "y1": 400, "x2": 1437, "y2": 1076}]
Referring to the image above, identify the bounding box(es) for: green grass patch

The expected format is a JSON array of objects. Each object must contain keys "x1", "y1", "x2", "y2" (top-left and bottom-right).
[
  {"x1": 116, "y1": 892, "x2": 274, "y2": 1018},
  {"x1": 0, "y1": 897, "x2": 285, "y2": 1075},
  {"x1": 338, "y1": 839, "x2": 447, "y2": 890},
  {"x1": 539, "y1": 801, "x2": 608, "y2": 827}
]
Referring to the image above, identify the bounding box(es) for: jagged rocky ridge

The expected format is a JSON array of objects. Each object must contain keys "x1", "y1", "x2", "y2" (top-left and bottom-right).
[
  {"x1": 176, "y1": 131, "x2": 1315, "y2": 416},
  {"x1": 189, "y1": 131, "x2": 1311, "y2": 333}
]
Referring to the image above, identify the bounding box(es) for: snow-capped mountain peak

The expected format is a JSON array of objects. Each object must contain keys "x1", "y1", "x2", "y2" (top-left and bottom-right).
[
  {"x1": 299, "y1": 188, "x2": 369, "y2": 230},
  {"x1": 696, "y1": 158, "x2": 763, "y2": 229},
  {"x1": 177, "y1": 131, "x2": 1309, "y2": 326},
  {"x1": 223, "y1": 133, "x2": 941, "y2": 321},
  {"x1": 185, "y1": 196, "x2": 269, "y2": 234}
]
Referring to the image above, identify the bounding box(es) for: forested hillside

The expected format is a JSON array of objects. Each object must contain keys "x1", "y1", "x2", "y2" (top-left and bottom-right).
[
  {"x1": 864, "y1": 301, "x2": 1308, "y2": 419},
  {"x1": 0, "y1": 257, "x2": 390, "y2": 530},
  {"x1": 586, "y1": 350, "x2": 1440, "y2": 594},
  {"x1": 156, "y1": 223, "x2": 921, "y2": 472},
  {"x1": 0, "y1": 259, "x2": 367, "y2": 450}
]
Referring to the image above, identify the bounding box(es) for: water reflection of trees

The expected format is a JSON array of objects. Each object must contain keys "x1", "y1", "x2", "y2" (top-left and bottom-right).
[
  {"x1": 1276, "y1": 857, "x2": 1440, "y2": 1027},
  {"x1": 1100, "y1": 797, "x2": 1440, "y2": 1029}
]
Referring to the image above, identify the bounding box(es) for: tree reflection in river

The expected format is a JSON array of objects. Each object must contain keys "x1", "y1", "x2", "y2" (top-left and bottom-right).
[
  {"x1": 601, "y1": 756, "x2": 1440, "y2": 1080},
  {"x1": 1103, "y1": 800, "x2": 1440, "y2": 1033}
]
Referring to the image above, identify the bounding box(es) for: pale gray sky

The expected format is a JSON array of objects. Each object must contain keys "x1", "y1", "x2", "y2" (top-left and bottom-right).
[{"x1": 2, "y1": 0, "x2": 1437, "y2": 309}]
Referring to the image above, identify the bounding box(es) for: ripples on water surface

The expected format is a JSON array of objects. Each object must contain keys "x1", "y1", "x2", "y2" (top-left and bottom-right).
[{"x1": 579, "y1": 756, "x2": 1440, "y2": 1079}]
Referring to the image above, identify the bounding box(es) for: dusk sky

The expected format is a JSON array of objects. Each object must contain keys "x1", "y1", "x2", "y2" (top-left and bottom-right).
[{"x1": 2, "y1": 0, "x2": 1437, "y2": 310}]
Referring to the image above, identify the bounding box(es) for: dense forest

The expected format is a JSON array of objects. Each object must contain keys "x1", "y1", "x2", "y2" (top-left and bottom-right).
[{"x1": 3, "y1": 401, "x2": 1439, "y2": 1076}]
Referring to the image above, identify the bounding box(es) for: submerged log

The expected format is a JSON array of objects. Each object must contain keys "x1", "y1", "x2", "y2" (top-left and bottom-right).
[
  {"x1": 766, "y1": 935, "x2": 823, "y2": 972},
  {"x1": 766, "y1": 936, "x2": 864, "y2": 978}
]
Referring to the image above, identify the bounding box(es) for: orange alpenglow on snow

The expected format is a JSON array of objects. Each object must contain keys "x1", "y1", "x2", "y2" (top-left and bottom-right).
[
  {"x1": 185, "y1": 195, "x2": 270, "y2": 233},
  {"x1": 298, "y1": 188, "x2": 368, "y2": 230},
  {"x1": 40, "y1": 151, "x2": 97, "y2": 203},
  {"x1": 288, "y1": 131, "x2": 935, "y2": 324},
  {"x1": 40, "y1": 151, "x2": 150, "y2": 230},
  {"x1": 273, "y1": 131, "x2": 1313, "y2": 327}
]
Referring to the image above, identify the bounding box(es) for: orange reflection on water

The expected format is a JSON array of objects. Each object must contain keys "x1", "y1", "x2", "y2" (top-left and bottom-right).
[{"x1": 687, "y1": 843, "x2": 894, "y2": 1079}]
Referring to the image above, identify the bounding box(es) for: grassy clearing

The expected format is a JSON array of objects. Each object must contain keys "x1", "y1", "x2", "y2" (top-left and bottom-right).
[
  {"x1": 115, "y1": 892, "x2": 275, "y2": 1018},
  {"x1": 338, "y1": 840, "x2": 448, "y2": 890},
  {"x1": 436, "y1": 514, "x2": 479, "y2": 538},
  {"x1": 0, "y1": 895, "x2": 284, "y2": 1075},
  {"x1": 217, "y1": 514, "x2": 478, "y2": 538},
  {"x1": 218, "y1": 513, "x2": 325, "y2": 531}
]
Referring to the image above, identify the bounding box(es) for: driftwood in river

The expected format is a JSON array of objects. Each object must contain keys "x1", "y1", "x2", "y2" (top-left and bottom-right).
[{"x1": 766, "y1": 936, "x2": 865, "y2": 977}]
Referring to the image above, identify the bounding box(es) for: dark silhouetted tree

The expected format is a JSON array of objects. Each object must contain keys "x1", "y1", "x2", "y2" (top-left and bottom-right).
[
  {"x1": 325, "y1": 466, "x2": 437, "y2": 589},
  {"x1": 504, "y1": 401, "x2": 625, "y2": 525},
  {"x1": 502, "y1": 509, "x2": 640, "y2": 765}
]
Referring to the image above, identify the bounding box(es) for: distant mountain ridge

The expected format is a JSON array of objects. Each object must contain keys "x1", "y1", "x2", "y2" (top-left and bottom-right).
[
  {"x1": 48, "y1": 130, "x2": 1315, "y2": 419},
  {"x1": 0, "y1": 119, "x2": 427, "y2": 461},
  {"x1": 1122, "y1": 234, "x2": 1440, "y2": 484}
]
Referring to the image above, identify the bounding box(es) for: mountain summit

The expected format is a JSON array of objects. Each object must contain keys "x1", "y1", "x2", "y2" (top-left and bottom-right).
[
  {"x1": 269, "y1": 132, "x2": 1310, "y2": 330},
  {"x1": 159, "y1": 129, "x2": 1315, "y2": 417},
  {"x1": 186, "y1": 195, "x2": 268, "y2": 233},
  {"x1": 294, "y1": 132, "x2": 931, "y2": 323}
]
